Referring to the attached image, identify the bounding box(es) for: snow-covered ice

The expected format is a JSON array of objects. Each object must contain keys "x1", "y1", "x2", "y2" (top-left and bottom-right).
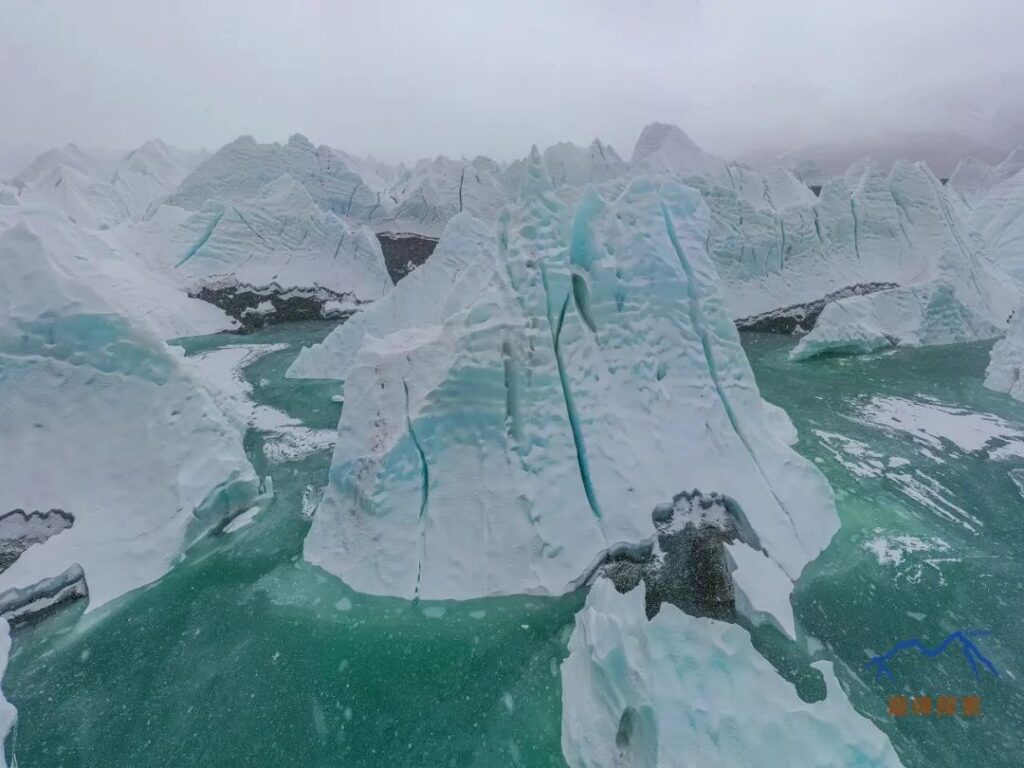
[
  {"x1": 986, "y1": 302, "x2": 1024, "y2": 401},
  {"x1": 303, "y1": 152, "x2": 839, "y2": 608},
  {"x1": 0, "y1": 222, "x2": 260, "y2": 612},
  {"x1": 560, "y1": 580, "x2": 902, "y2": 768}
]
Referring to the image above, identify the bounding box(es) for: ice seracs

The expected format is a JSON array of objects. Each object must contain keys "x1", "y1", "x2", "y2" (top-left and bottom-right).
[
  {"x1": 287, "y1": 211, "x2": 496, "y2": 380},
  {"x1": 303, "y1": 152, "x2": 838, "y2": 606},
  {"x1": 789, "y1": 161, "x2": 1016, "y2": 359},
  {"x1": 949, "y1": 148, "x2": 1024, "y2": 282},
  {"x1": 985, "y1": 303, "x2": 1024, "y2": 401},
  {"x1": 0, "y1": 222, "x2": 262, "y2": 615},
  {"x1": 560, "y1": 581, "x2": 903, "y2": 768},
  {"x1": 167, "y1": 134, "x2": 390, "y2": 225},
  {"x1": 142, "y1": 174, "x2": 391, "y2": 316}
]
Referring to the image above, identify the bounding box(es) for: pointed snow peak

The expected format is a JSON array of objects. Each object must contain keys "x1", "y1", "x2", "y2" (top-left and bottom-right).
[
  {"x1": 518, "y1": 145, "x2": 555, "y2": 202},
  {"x1": 997, "y1": 146, "x2": 1024, "y2": 176},
  {"x1": 287, "y1": 133, "x2": 314, "y2": 151},
  {"x1": 631, "y1": 122, "x2": 703, "y2": 163}
]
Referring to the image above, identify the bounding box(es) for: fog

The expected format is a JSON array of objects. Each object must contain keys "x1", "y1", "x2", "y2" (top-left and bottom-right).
[{"x1": 1, "y1": 0, "x2": 1022, "y2": 162}]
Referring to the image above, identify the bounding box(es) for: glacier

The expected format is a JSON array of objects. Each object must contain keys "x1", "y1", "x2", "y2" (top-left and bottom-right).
[
  {"x1": 985, "y1": 302, "x2": 1024, "y2": 401},
  {"x1": 0, "y1": 221, "x2": 262, "y2": 615},
  {"x1": 949, "y1": 147, "x2": 1024, "y2": 282},
  {"x1": 789, "y1": 161, "x2": 1016, "y2": 359},
  {"x1": 166, "y1": 133, "x2": 390, "y2": 225},
  {"x1": 303, "y1": 151, "x2": 839, "y2": 607},
  {"x1": 561, "y1": 580, "x2": 902, "y2": 768},
  {"x1": 122, "y1": 173, "x2": 392, "y2": 323}
]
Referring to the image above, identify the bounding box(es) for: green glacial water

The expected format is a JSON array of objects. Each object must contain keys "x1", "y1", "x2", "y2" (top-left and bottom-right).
[{"x1": 5, "y1": 323, "x2": 1024, "y2": 767}]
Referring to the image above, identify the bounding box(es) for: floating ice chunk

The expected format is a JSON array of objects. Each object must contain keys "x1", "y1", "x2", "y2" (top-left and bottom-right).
[
  {"x1": 725, "y1": 542, "x2": 797, "y2": 640},
  {"x1": 560, "y1": 580, "x2": 903, "y2": 768},
  {"x1": 287, "y1": 212, "x2": 496, "y2": 380},
  {"x1": 223, "y1": 507, "x2": 260, "y2": 534},
  {"x1": 0, "y1": 224, "x2": 258, "y2": 612}
]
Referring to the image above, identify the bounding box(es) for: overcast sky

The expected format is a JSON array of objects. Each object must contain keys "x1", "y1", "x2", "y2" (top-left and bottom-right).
[{"x1": 1, "y1": 0, "x2": 1022, "y2": 163}]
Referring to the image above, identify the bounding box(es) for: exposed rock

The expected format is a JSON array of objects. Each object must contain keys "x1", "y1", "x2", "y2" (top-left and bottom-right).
[{"x1": 735, "y1": 282, "x2": 899, "y2": 334}]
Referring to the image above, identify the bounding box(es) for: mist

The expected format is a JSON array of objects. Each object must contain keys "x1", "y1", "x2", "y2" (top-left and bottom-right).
[{"x1": 1, "y1": 0, "x2": 1022, "y2": 163}]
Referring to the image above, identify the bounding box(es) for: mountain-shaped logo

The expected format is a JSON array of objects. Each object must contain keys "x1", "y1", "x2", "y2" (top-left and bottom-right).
[{"x1": 866, "y1": 630, "x2": 999, "y2": 683}]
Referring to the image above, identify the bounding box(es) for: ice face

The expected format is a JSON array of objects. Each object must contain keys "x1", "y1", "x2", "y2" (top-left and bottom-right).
[
  {"x1": 542, "y1": 140, "x2": 627, "y2": 188},
  {"x1": 788, "y1": 162, "x2": 1016, "y2": 359},
  {"x1": 304, "y1": 154, "x2": 838, "y2": 607},
  {"x1": 13, "y1": 140, "x2": 203, "y2": 229},
  {"x1": 378, "y1": 155, "x2": 511, "y2": 238},
  {"x1": 167, "y1": 134, "x2": 389, "y2": 225},
  {"x1": 985, "y1": 302, "x2": 1024, "y2": 401},
  {"x1": 150, "y1": 174, "x2": 391, "y2": 301},
  {"x1": 0, "y1": 223, "x2": 260, "y2": 613},
  {"x1": 560, "y1": 580, "x2": 903, "y2": 768},
  {"x1": 287, "y1": 212, "x2": 497, "y2": 380},
  {"x1": 0, "y1": 204, "x2": 234, "y2": 340}
]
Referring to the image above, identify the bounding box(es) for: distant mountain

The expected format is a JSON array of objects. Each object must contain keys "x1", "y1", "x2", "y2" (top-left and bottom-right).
[{"x1": 741, "y1": 131, "x2": 1008, "y2": 183}]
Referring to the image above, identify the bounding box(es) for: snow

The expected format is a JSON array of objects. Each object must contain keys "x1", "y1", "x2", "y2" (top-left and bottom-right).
[
  {"x1": 137, "y1": 174, "x2": 392, "y2": 301},
  {"x1": 303, "y1": 152, "x2": 838, "y2": 608},
  {"x1": 560, "y1": 580, "x2": 902, "y2": 768},
  {"x1": 856, "y1": 395, "x2": 1024, "y2": 457},
  {"x1": 0, "y1": 203, "x2": 234, "y2": 339},
  {"x1": 166, "y1": 134, "x2": 389, "y2": 225},
  {"x1": 788, "y1": 162, "x2": 1015, "y2": 359},
  {"x1": 725, "y1": 542, "x2": 797, "y2": 640},
  {"x1": 0, "y1": 223, "x2": 261, "y2": 612},
  {"x1": 187, "y1": 344, "x2": 337, "y2": 463},
  {"x1": 287, "y1": 212, "x2": 497, "y2": 380},
  {"x1": 986, "y1": 302, "x2": 1024, "y2": 400}
]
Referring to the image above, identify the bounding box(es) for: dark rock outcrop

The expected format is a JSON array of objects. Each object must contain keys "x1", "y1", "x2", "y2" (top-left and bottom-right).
[
  {"x1": 376, "y1": 232, "x2": 438, "y2": 283},
  {"x1": 735, "y1": 282, "x2": 898, "y2": 334}
]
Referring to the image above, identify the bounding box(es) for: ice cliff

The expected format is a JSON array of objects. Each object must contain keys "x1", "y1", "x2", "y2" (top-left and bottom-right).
[
  {"x1": 985, "y1": 302, "x2": 1024, "y2": 401},
  {"x1": 561, "y1": 580, "x2": 902, "y2": 768},
  {"x1": 303, "y1": 152, "x2": 839, "y2": 606},
  {"x1": 949, "y1": 148, "x2": 1024, "y2": 282},
  {"x1": 166, "y1": 134, "x2": 390, "y2": 225},
  {"x1": 0, "y1": 222, "x2": 261, "y2": 614},
  {"x1": 789, "y1": 162, "x2": 1015, "y2": 359}
]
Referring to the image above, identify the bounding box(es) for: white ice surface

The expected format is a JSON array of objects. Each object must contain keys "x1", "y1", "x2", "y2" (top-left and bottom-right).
[
  {"x1": 725, "y1": 541, "x2": 797, "y2": 640},
  {"x1": 187, "y1": 344, "x2": 336, "y2": 463},
  {"x1": 786, "y1": 162, "x2": 1016, "y2": 359},
  {"x1": 304, "y1": 154, "x2": 838, "y2": 608},
  {"x1": 560, "y1": 580, "x2": 902, "y2": 768},
  {"x1": 986, "y1": 302, "x2": 1024, "y2": 401},
  {"x1": 288, "y1": 212, "x2": 496, "y2": 380},
  {"x1": 118, "y1": 173, "x2": 392, "y2": 306},
  {"x1": 0, "y1": 223, "x2": 259, "y2": 611}
]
